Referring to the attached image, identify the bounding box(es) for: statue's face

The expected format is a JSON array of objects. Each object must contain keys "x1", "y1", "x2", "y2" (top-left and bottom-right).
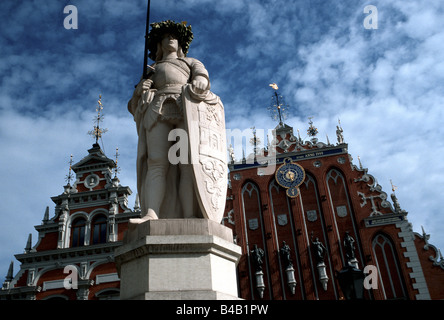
[{"x1": 161, "y1": 33, "x2": 179, "y2": 53}]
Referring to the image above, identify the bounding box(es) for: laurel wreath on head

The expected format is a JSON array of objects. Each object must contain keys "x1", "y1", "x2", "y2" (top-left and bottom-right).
[{"x1": 147, "y1": 20, "x2": 194, "y2": 61}]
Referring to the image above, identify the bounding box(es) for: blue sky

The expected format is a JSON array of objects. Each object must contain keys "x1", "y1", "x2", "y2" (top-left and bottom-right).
[{"x1": 1, "y1": 0, "x2": 444, "y2": 284}]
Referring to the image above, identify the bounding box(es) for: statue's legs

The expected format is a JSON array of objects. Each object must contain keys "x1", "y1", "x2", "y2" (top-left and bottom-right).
[
  {"x1": 177, "y1": 120, "x2": 197, "y2": 218},
  {"x1": 144, "y1": 120, "x2": 172, "y2": 219}
]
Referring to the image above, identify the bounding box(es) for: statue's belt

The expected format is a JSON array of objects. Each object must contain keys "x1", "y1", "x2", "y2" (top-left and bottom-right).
[{"x1": 154, "y1": 83, "x2": 184, "y2": 95}]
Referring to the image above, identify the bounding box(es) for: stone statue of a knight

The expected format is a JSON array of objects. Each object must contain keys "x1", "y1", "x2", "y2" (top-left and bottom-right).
[{"x1": 128, "y1": 20, "x2": 227, "y2": 222}]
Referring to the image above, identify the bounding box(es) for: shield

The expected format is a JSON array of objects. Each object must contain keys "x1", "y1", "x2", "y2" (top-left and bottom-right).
[
  {"x1": 182, "y1": 85, "x2": 228, "y2": 222},
  {"x1": 248, "y1": 218, "x2": 259, "y2": 230}
]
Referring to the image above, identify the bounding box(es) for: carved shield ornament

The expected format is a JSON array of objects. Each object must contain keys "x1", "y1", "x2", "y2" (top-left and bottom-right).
[
  {"x1": 277, "y1": 214, "x2": 288, "y2": 226},
  {"x1": 248, "y1": 218, "x2": 259, "y2": 230},
  {"x1": 307, "y1": 210, "x2": 317, "y2": 222},
  {"x1": 337, "y1": 205, "x2": 347, "y2": 218},
  {"x1": 182, "y1": 84, "x2": 228, "y2": 223}
]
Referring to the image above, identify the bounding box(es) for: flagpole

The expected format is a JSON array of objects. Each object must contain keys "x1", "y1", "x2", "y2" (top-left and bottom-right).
[{"x1": 142, "y1": 0, "x2": 151, "y2": 79}]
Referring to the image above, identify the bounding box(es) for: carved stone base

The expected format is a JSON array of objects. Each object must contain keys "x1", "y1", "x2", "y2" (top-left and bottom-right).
[
  {"x1": 317, "y1": 262, "x2": 329, "y2": 291},
  {"x1": 285, "y1": 266, "x2": 297, "y2": 294},
  {"x1": 115, "y1": 219, "x2": 242, "y2": 300},
  {"x1": 254, "y1": 270, "x2": 265, "y2": 298},
  {"x1": 348, "y1": 258, "x2": 359, "y2": 269}
]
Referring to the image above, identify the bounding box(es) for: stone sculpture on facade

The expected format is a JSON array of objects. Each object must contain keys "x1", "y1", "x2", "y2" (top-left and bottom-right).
[
  {"x1": 127, "y1": 20, "x2": 227, "y2": 222},
  {"x1": 280, "y1": 241, "x2": 297, "y2": 294},
  {"x1": 311, "y1": 234, "x2": 329, "y2": 291},
  {"x1": 250, "y1": 244, "x2": 266, "y2": 298},
  {"x1": 280, "y1": 241, "x2": 292, "y2": 268},
  {"x1": 312, "y1": 236, "x2": 326, "y2": 263},
  {"x1": 344, "y1": 231, "x2": 359, "y2": 268}
]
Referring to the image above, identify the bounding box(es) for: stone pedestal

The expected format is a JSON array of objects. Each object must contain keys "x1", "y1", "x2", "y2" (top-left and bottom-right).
[{"x1": 115, "y1": 219, "x2": 242, "y2": 300}]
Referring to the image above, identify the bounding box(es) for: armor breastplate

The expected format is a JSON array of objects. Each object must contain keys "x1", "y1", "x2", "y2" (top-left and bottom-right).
[{"x1": 152, "y1": 59, "x2": 190, "y2": 90}]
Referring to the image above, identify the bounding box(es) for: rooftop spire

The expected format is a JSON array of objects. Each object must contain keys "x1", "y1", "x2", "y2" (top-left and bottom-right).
[
  {"x1": 25, "y1": 233, "x2": 32, "y2": 253},
  {"x1": 88, "y1": 94, "x2": 108, "y2": 146},
  {"x1": 357, "y1": 155, "x2": 363, "y2": 170},
  {"x1": 42, "y1": 206, "x2": 49, "y2": 224},
  {"x1": 2, "y1": 261, "x2": 14, "y2": 289},
  {"x1": 114, "y1": 147, "x2": 121, "y2": 178},
  {"x1": 5, "y1": 261, "x2": 13, "y2": 282},
  {"x1": 65, "y1": 154, "x2": 74, "y2": 185},
  {"x1": 249, "y1": 126, "x2": 261, "y2": 160},
  {"x1": 268, "y1": 83, "x2": 289, "y2": 127}
]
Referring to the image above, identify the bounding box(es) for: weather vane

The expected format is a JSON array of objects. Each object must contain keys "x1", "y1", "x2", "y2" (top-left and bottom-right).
[
  {"x1": 65, "y1": 154, "x2": 74, "y2": 185},
  {"x1": 268, "y1": 83, "x2": 289, "y2": 126},
  {"x1": 88, "y1": 94, "x2": 108, "y2": 144},
  {"x1": 390, "y1": 179, "x2": 397, "y2": 193},
  {"x1": 114, "y1": 147, "x2": 121, "y2": 178}
]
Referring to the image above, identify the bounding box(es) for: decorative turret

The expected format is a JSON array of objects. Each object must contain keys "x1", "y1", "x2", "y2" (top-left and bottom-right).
[
  {"x1": 24, "y1": 233, "x2": 33, "y2": 253},
  {"x1": 1, "y1": 261, "x2": 13, "y2": 290},
  {"x1": 42, "y1": 206, "x2": 49, "y2": 224}
]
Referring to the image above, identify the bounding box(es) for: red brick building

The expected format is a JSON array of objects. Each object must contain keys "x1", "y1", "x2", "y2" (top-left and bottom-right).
[
  {"x1": 1, "y1": 123, "x2": 443, "y2": 300},
  {"x1": 0, "y1": 143, "x2": 141, "y2": 300},
  {"x1": 222, "y1": 120, "x2": 444, "y2": 300}
]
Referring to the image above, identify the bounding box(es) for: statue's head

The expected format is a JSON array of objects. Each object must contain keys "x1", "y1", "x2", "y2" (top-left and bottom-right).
[{"x1": 148, "y1": 20, "x2": 194, "y2": 61}]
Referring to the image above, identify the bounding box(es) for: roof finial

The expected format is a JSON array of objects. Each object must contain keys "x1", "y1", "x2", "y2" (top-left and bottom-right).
[
  {"x1": 5, "y1": 261, "x2": 14, "y2": 282},
  {"x1": 42, "y1": 206, "x2": 49, "y2": 224},
  {"x1": 390, "y1": 179, "x2": 397, "y2": 194},
  {"x1": 357, "y1": 155, "x2": 363, "y2": 170},
  {"x1": 88, "y1": 94, "x2": 108, "y2": 146},
  {"x1": 65, "y1": 154, "x2": 74, "y2": 185},
  {"x1": 307, "y1": 117, "x2": 318, "y2": 143},
  {"x1": 249, "y1": 126, "x2": 261, "y2": 160},
  {"x1": 268, "y1": 83, "x2": 289, "y2": 127},
  {"x1": 2, "y1": 261, "x2": 14, "y2": 289},
  {"x1": 25, "y1": 233, "x2": 32, "y2": 253},
  {"x1": 228, "y1": 143, "x2": 235, "y2": 163},
  {"x1": 114, "y1": 147, "x2": 121, "y2": 178},
  {"x1": 336, "y1": 118, "x2": 344, "y2": 144},
  {"x1": 421, "y1": 225, "x2": 430, "y2": 245},
  {"x1": 134, "y1": 193, "x2": 141, "y2": 211}
]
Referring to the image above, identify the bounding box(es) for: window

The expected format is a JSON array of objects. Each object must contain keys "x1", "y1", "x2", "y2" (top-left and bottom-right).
[
  {"x1": 91, "y1": 215, "x2": 107, "y2": 245},
  {"x1": 71, "y1": 218, "x2": 86, "y2": 247},
  {"x1": 372, "y1": 233, "x2": 407, "y2": 299}
]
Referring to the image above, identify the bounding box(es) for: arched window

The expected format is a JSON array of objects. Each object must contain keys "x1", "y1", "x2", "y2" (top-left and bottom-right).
[
  {"x1": 372, "y1": 233, "x2": 407, "y2": 299},
  {"x1": 71, "y1": 217, "x2": 86, "y2": 247},
  {"x1": 91, "y1": 215, "x2": 107, "y2": 245}
]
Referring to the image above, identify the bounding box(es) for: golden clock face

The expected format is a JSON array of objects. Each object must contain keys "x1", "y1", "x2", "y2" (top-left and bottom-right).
[
  {"x1": 275, "y1": 158, "x2": 305, "y2": 198},
  {"x1": 285, "y1": 171, "x2": 295, "y2": 181}
]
